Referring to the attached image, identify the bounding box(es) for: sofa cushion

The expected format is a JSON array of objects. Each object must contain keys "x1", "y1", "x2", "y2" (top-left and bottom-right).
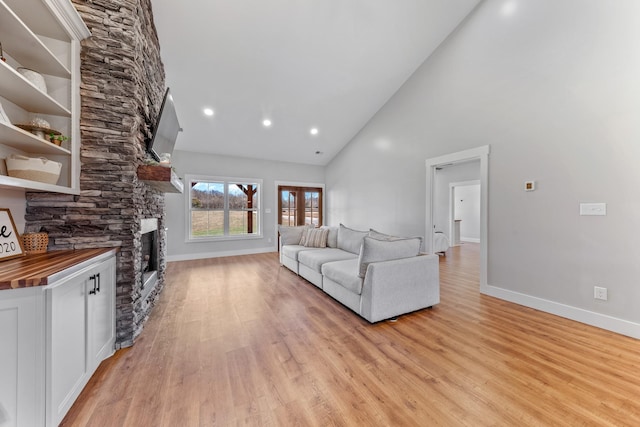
[
  {"x1": 303, "y1": 227, "x2": 329, "y2": 248},
  {"x1": 321, "y1": 226, "x2": 338, "y2": 248},
  {"x1": 369, "y1": 228, "x2": 399, "y2": 241},
  {"x1": 370, "y1": 228, "x2": 424, "y2": 246},
  {"x1": 281, "y1": 244, "x2": 314, "y2": 261},
  {"x1": 298, "y1": 248, "x2": 358, "y2": 273},
  {"x1": 279, "y1": 225, "x2": 309, "y2": 245},
  {"x1": 322, "y1": 259, "x2": 363, "y2": 295},
  {"x1": 357, "y1": 236, "x2": 422, "y2": 278},
  {"x1": 337, "y1": 224, "x2": 368, "y2": 255}
]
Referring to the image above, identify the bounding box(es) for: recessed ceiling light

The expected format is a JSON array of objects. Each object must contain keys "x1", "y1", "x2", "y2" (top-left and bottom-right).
[
  {"x1": 263, "y1": 119, "x2": 272, "y2": 127},
  {"x1": 310, "y1": 128, "x2": 319, "y2": 136},
  {"x1": 203, "y1": 108, "x2": 214, "y2": 117},
  {"x1": 501, "y1": 1, "x2": 516, "y2": 16}
]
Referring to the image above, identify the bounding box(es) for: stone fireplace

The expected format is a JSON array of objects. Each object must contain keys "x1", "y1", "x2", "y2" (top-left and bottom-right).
[{"x1": 24, "y1": 0, "x2": 168, "y2": 348}]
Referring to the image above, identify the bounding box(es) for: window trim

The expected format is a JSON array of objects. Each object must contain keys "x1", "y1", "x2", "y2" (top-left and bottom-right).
[{"x1": 185, "y1": 174, "x2": 263, "y2": 242}]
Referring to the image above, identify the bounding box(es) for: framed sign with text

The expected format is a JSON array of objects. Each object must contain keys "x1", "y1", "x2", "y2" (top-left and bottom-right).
[{"x1": 0, "y1": 208, "x2": 24, "y2": 260}]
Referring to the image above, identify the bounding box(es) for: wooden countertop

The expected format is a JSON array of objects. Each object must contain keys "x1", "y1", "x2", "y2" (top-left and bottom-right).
[{"x1": 0, "y1": 247, "x2": 118, "y2": 290}]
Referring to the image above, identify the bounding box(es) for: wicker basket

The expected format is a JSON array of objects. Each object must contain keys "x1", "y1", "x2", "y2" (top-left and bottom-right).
[{"x1": 22, "y1": 232, "x2": 49, "y2": 254}]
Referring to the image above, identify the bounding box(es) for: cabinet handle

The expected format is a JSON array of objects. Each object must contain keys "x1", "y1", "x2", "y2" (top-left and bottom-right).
[
  {"x1": 96, "y1": 272, "x2": 101, "y2": 293},
  {"x1": 89, "y1": 274, "x2": 97, "y2": 295}
]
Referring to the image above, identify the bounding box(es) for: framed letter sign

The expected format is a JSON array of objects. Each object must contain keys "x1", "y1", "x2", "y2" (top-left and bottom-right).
[{"x1": 0, "y1": 208, "x2": 24, "y2": 260}]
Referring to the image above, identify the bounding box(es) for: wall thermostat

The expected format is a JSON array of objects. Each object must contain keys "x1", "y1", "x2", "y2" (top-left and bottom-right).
[{"x1": 525, "y1": 181, "x2": 535, "y2": 191}]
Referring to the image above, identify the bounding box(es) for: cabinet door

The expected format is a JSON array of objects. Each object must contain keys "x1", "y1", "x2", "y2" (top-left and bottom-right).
[
  {"x1": 0, "y1": 287, "x2": 45, "y2": 427},
  {"x1": 47, "y1": 272, "x2": 89, "y2": 427},
  {"x1": 87, "y1": 256, "x2": 116, "y2": 372},
  {"x1": 46, "y1": 254, "x2": 116, "y2": 427}
]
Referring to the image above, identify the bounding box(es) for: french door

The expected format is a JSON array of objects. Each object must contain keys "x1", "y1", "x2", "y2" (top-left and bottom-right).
[{"x1": 278, "y1": 186, "x2": 323, "y2": 227}]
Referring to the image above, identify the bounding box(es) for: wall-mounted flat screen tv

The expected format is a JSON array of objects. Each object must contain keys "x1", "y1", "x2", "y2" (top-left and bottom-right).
[{"x1": 147, "y1": 87, "x2": 181, "y2": 161}]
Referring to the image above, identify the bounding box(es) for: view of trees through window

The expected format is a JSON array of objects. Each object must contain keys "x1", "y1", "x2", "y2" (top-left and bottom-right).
[{"x1": 190, "y1": 180, "x2": 259, "y2": 238}]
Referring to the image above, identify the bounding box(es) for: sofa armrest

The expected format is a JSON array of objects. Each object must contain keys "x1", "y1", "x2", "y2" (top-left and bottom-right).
[{"x1": 360, "y1": 254, "x2": 439, "y2": 322}]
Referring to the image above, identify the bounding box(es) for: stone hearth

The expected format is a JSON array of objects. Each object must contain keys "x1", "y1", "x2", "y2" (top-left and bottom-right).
[{"x1": 24, "y1": 0, "x2": 167, "y2": 348}]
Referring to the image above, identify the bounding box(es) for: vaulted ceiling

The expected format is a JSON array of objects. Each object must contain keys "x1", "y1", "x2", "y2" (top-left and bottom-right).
[{"x1": 150, "y1": 0, "x2": 480, "y2": 165}]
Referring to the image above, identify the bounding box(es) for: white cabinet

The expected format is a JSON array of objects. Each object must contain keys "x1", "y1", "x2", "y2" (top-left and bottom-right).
[
  {"x1": 87, "y1": 260, "x2": 116, "y2": 372},
  {"x1": 0, "y1": 286, "x2": 45, "y2": 427},
  {"x1": 45, "y1": 255, "x2": 116, "y2": 427},
  {"x1": 0, "y1": 249, "x2": 116, "y2": 427},
  {"x1": 0, "y1": 0, "x2": 89, "y2": 194}
]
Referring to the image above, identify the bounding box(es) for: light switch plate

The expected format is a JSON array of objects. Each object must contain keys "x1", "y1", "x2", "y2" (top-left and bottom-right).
[
  {"x1": 580, "y1": 203, "x2": 606, "y2": 216},
  {"x1": 524, "y1": 181, "x2": 535, "y2": 191}
]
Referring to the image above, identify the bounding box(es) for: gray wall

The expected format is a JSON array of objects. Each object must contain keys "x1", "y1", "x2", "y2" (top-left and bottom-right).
[
  {"x1": 326, "y1": 0, "x2": 640, "y2": 335},
  {"x1": 165, "y1": 150, "x2": 325, "y2": 260}
]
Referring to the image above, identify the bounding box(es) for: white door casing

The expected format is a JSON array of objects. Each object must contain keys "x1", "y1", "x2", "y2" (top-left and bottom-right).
[{"x1": 425, "y1": 145, "x2": 490, "y2": 289}]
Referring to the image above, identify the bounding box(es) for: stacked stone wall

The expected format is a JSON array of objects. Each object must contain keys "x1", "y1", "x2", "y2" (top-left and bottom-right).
[{"x1": 25, "y1": 0, "x2": 167, "y2": 347}]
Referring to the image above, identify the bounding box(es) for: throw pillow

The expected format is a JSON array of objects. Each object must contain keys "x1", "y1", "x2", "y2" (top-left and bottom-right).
[
  {"x1": 298, "y1": 225, "x2": 313, "y2": 245},
  {"x1": 321, "y1": 225, "x2": 339, "y2": 248},
  {"x1": 337, "y1": 224, "x2": 368, "y2": 255},
  {"x1": 357, "y1": 236, "x2": 422, "y2": 278},
  {"x1": 278, "y1": 225, "x2": 308, "y2": 245},
  {"x1": 303, "y1": 227, "x2": 329, "y2": 248}
]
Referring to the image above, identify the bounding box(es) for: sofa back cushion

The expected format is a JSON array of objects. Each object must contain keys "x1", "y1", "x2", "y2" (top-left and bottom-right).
[
  {"x1": 279, "y1": 225, "x2": 309, "y2": 245},
  {"x1": 337, "y1": 224, "x2": 368, "y2": 254},
  {"x1": 321, "y1": 226, "x2": 339, "y2": 248},
  {"x1": 369, "y1": 228, "x2": 424, "y2": 246},
  {"x1": 357, "y1": 236, "x2": 422, "y2": 278},
  {"x1": 303, "y1": 227, "x2": 329, "y2": 248}
]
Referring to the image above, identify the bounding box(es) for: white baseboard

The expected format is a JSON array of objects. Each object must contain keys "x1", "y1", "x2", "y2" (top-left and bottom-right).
[
  {"x1": 166, "y1": 246, "x2": 278, "y2": 262},
  {"x1": 461, "y1": 237, "x2": 480, "y2": 243},
  {"x1": 481, "y1": 283, "x2": 640, "y2": 339}
]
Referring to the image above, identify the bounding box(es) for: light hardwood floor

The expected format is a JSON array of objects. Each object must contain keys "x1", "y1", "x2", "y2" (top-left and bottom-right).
[{"x1": 61, "y1": 244, "x2": 640, "y2": 426}]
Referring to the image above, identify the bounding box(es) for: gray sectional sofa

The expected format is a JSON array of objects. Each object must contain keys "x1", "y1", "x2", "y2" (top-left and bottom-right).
[{"x1": 279, "y1": 224, "x2": 440, "y2": 322}]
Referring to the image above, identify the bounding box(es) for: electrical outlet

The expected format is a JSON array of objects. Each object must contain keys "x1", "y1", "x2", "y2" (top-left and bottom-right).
[{"x1": 594, "y1": 286, "x2": 608, "y2": 301}]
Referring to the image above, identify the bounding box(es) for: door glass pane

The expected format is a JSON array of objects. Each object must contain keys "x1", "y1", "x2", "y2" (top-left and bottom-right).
[
  {"x1": 281, "y1": 190, "x2": 296, "y2": 226},
  {"x1": 305, "y1": 191, "x2": 319, "y2": 226}
]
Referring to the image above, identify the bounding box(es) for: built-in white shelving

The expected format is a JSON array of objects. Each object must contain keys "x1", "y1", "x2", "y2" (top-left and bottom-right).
[{"x1": 0, "y1": 0, "x2": 89, "y2": 195}]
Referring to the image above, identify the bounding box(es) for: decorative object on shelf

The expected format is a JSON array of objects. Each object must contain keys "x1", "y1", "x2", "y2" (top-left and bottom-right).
[
  {"x1": 0, "y1": 208, "x2": 24, "y2": 260},
  {"x1": 5, "y1": 154, "x2": 62, "y2": 185},
  {"x1": 0, "y1": 42, "x2": 5, "y2": 62},
  {"x1": 30, "y1": 117, "x2": 50, "y2": 128},
  {"x1": 21, "y1": 232, "x2": 49, "y2": 254},
  {"x1": 15, "y1": 123, "x2": 61, "y2": 141},
  {"x1": 158, "y1": 152, "x2": 171, "y2": 167},
  {"x1": 0, "y1": 101, "x2": 8, "y2": 123},
  {"x1": 48, "y1": 133, "x2": 68, "y2": 146},
  {"x1": 17, "y1": 67, "x2": 47, "y2": 93}
]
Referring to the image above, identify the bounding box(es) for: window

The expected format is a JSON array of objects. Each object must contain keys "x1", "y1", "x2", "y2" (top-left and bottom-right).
[
  {"x1": 187, "y1": 175, "x2": 261, "y2": 241},
  {"x1": 278, "y1": 185, "x2": 323, "y2": 227}
]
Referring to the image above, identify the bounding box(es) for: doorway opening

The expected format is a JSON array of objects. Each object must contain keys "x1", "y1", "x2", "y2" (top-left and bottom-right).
[
  {"x1": 450, "y1": 180, "x2": 480, "y2": 245},
  {"x1": 426, "y1": 146, "x2": 489, "y2": 290}
]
